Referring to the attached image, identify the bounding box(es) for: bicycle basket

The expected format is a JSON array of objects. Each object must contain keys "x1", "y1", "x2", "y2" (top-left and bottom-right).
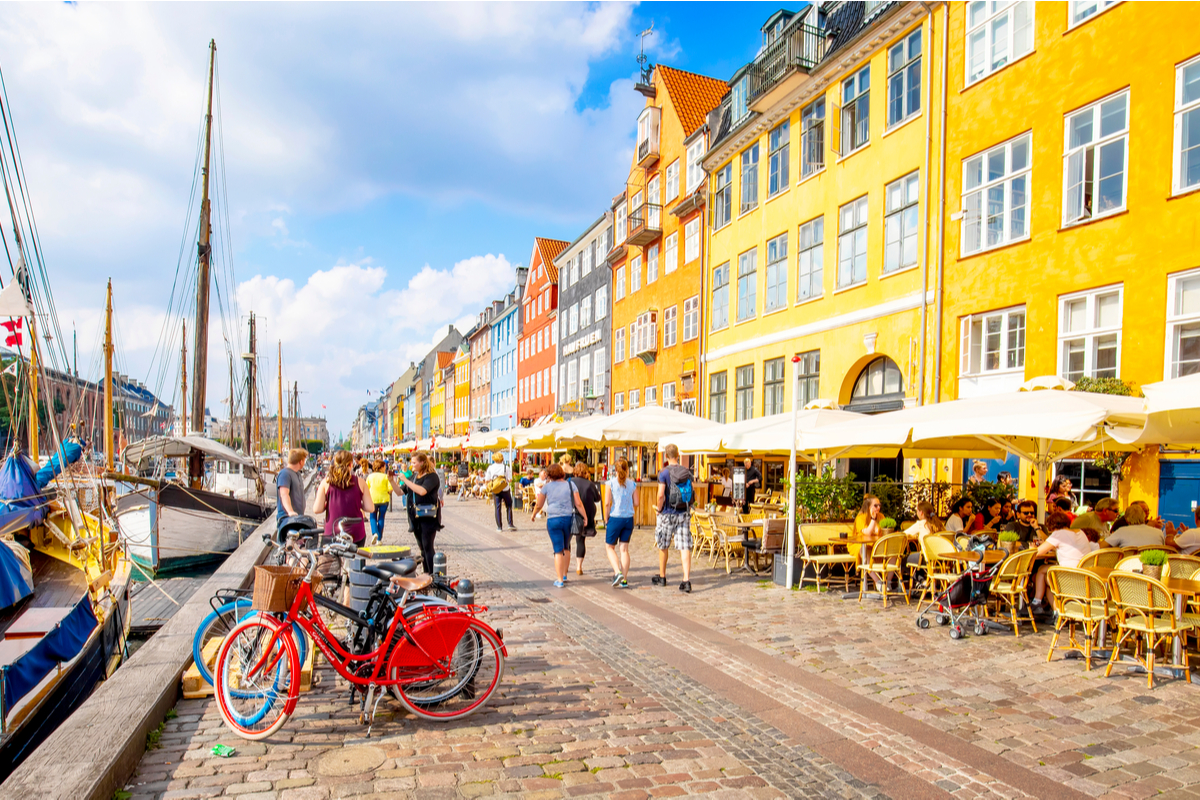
[{"x1": 252, "y1": 565, "x2": 306, "y2": 612}]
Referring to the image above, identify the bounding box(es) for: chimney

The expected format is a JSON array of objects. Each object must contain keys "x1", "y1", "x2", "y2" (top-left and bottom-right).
[{"x1": 514, "y1": 263, "x2": 529, "y2": 289}]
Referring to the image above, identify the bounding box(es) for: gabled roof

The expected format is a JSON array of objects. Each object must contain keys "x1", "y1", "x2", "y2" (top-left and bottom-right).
[
  {"x1": 534, "y1": 237, "x2": 570, "y2": 283},
  {"x1": 436, "y1": 351, "x2": 455, "y2": 370},
  {"x1": 657, "y1": 64, "x2": 729, "y2": 138}
]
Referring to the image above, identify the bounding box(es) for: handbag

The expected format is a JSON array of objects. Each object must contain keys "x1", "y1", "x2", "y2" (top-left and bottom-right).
[
  {"x1": 413, "y1": 503, "x2": 438, "y2": 519},
  {"x1": 488, "y1": 476, "x2": 509, "y2": 495},
  {"x1": 567, "y1": 478, "x2": 588, "y2": 536}
]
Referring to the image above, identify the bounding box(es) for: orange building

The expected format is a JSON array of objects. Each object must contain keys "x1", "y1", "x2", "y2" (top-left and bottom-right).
[
  {"x1": 518, "y1": 237, "x2": 569, "y2": 425},
  {"x1": 608, "y1": 65, "x2": 727, "y2": 430}
]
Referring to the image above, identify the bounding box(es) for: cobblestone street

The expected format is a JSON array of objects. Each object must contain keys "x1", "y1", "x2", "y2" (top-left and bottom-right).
[{"x1": 126, "y1": 500, "x2": 1200, "y2": 800}]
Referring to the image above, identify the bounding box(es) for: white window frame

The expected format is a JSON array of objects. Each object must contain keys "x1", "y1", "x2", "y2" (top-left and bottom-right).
[
  {"x1": 840, "y1": 66, "x2": 870, "y2": 155},
  {"x1": 768, "y1": 120, "x2": 789, "y2": 197},
  {"x1": 1068, "y1": 0, "x2": 1120, "y2": 29},
  {"x1": 709, "y1": 371, "x2": 727, "y2": 424},
  {"x1": 570, "y1": 255, "x2": 580, "y2": 286},
  {"x1": 959, "y1": 305, "x2": 1026, "y2": 376},
  {"x1": 615, "y1": 265, "x2": 626, "y2": 301},
  {"x1": 614, "y1": 392, "x2": 624, "y2": 413},
  {"x1": 837, "y1": 196, "x2": 868, "y2": 289},
  {"x1": 886, "y1": 28, "x2": 922, "y2": 128},
  {"x1": 961, "y1": 132, "x2": 1032, "y2": 256},
  {"x1": 735, "y1": 364, "x2": 755, "y2": 422},
  {"x1": 579, "y1": 355, "x2": 591, "y2": 399},
  {"x1": 630, "y1": 254, "x2": 642, "y2": 293},
  {"x1": 1166, "y1": 268, "x2": 1200, "y2": 379},
  {"x1": 567, "y1": 358, "x2": 579, "y2": 402},
  {"x1": 663, "y1": 304, "x2": 678, "y2": 348},
  {"x1": 965, "y1": 1, "x2": 1034, "y2": 87},
  {"x1": 664, "y1": 232, "x2": 678, "y2": 274},
  {"x1": 615, "y1": 326, "x2": 625, "y2": 362},
  {"x1": 740, "y1": 142, "x2": 760, "y2": 214},
  {"x1": 711, "y1": 262, "x2": 730, "y2": 331},
  {"x1": 580, "y1": 295, "x2": 592, "y2": 329},
  {"x1": 645, "y1": 385, "x2": 657, "y2": 407},
  {"x1": 595, "y1": 286, "x2": 608, "y2": 320},
  {"x1": 593, "y1": 347, "x2": 606, "y2": 394},
  {"x1": 765, "y1": 233, "x2": 787, "y2": 312},
  {"x1": 797, "y1": 216, "x2": 824, "y2": 302},
  {"x1": 581, "y1": 243, "x2": 592, "y2": 276},
  {"x1": 763, "y1": 357, "x2": 786, "y2": 416},
  {"x1": 884, "y1": 171, "x2": 920, "y2": 274},
  {"x1": 683, "y1": 296, "x2": 699, "y2": 342},
  {"x1": 662, "y1": 382, "x2": 676, "y2": 411},
  {"x1": 687, "y1": 139, "x2": 706, "y2": 194},
  {"x1": 569, "y1": 303, "x2": 579, "y2": 335},
  {"x1": 1174, "y1": 55, "x2": 1200, "y2": 196},
  {"x1": 1057, "y1": 284, "x2": 1123, "y2": 381},
  {"x1": 1062, "y1": 89, "x2": 1129, "y2": 226},
  {"x1": 684, "y1": 217, "x2": 700, "y2": 263},
  {"x1": 646, "y1": 243, "x2": 659, "y2": 285},
  {"x1": 712, "y1": 164, "x2": 733, "y2": 229},
  {"x1": 801, "y1": 98, "x2": 825, "y2": 178},
  {"x1": 614, "y1": 203, "x2": 627, "y2": 244},
  {"x1": 629, "y1": 323, "x2": 636, "y2": 360},
  {"x1": 630, "y1": 389, "x2": 640, "y2": 410},
  {"x1": 737, "y1": 248, "x2": 757, "y2": 322},
  {"x1": 665, "y1": 159, "x2": 680, "y2": 201}
]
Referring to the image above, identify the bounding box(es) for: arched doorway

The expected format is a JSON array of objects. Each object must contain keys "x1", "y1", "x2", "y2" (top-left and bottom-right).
[{"x1": 845, "y1": 356, "x2": 906, "y2": 483}]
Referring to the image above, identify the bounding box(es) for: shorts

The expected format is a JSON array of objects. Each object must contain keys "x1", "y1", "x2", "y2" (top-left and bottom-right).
[
  {"x1": 605, "y1": 516, "x2": 634, "y2": 546},
  {"x1": 655, "y1": 512, "x2": 691, "y2": 551},
  {"x1": 546, "y1": 516, "x2": 573, "y2": 554}
]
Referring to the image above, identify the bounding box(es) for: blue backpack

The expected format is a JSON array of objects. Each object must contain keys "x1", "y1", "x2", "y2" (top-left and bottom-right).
[{"x1": 666, "y1": 467, "x2": 694, "y2": 512}]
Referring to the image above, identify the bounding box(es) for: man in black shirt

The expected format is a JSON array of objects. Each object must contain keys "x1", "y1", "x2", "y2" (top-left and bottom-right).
[
  {"x1": 1003, "y1": 499, "x2": 1044, "y2": 544},
  {"x1": 742, "y1": 458, "x2": 762, "y2": 513}
]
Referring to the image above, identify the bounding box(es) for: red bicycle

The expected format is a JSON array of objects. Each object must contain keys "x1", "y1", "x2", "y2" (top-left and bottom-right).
[{"x1": 215, "y1": 538, "x2": 506, "y2": 739}]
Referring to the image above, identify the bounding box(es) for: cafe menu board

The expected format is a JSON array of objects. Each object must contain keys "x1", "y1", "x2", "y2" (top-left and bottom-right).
[{"x1": 733, "y1": 467, "x2": 746, "y2": 503}]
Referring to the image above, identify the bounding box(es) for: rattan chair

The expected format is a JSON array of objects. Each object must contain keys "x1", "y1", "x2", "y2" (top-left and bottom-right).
[
  {"x1": 1139, "y1": 543, "x2": 1178, "y2": 554},
  {"x1": 710, "y1": 514, "x2": 745, "y2": 574},
  {"x1": 1105, "y1": 572, "x2": 1196, "y2": 689},
  {"x1": 797, "y1": 523, "x2": 857, "y2": 592},
  {"x1": 1167, "y1": 554, "x2": 1200, "y2": 579},
  {"x1": 988, "y1": 549, "x2": 1038, "y2": 636},
  {"x1": 1046, "y1": 567, "x2": 1109, "y2": 669},
  {"x1": 744, "y1": 518, "x2": 785, "y2": 574},
  {"x1": 1077, "y1": 548, "x2": 1124, "y2": 570},
  {"x1": 1115, "y1": 556, "x2": 1144, "y2": 572},
  {"x1": 857, "y1": 533, "x2": 910, "y2": 607},
  {"x1": 914, "y1": 535, "x2": 960, "y2": 608},
  {"x1": 691, "y1": 512, "x2": 714, "y2": 560}
]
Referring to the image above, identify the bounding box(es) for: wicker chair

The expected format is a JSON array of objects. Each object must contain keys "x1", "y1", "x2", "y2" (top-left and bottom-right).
[
  {"x1": 988, "y1": 549, "x2": 1039, "y2": 636},
  {"x1": 1105, "y1": 572, "x2": 1196, "y2": 689},
  {"x1": 797, "y1": 523, "x2": 857, "y2": 592},
  {"x1": 914, "y1": 535, "x2": 960, "y2": 608},
  {"x1": 1115, "y1": 556, "x2": 1144, "y2": 572},
  {"x1": 1046, "y1": 567, "x2": 1109, "y2": 669},
  {"x1": 857, "y1": 533, "x2": 910, "y2": 607},
  {"x1": 744, "y1": 517, "x2": 785, "y2": 574},
  {"x1": 692, "y1": 512, "x2": 717, "y2": 561},
  {"x1": 1139, "y1": 543, "x2": 1178, "y2": 554},
  {"x1": 1077, "y1": 548, "x2": 1123, "y2": 570},
  {"x1": 710, "y1": 514, "x2": 745, "y2": 574},
  {"x1": 1167, "y1": 554, "x2": 1200, "y2": 579}
]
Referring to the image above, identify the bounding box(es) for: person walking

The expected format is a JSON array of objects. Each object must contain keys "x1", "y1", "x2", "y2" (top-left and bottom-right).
[
  {"x1": 365, "y1": 459, "x2": 392, "y2": 544},
  {"x1": 393, "y1": 451, "x2": 441, "y2": 574},
  {"x1": 529, "y1": 463, "x2": 587, "y2": 588},
  {"x1": 276, "y1": 448, "x2": 308, "y2": 526},
  {"x1": 570, "y1": 462, "x2": 602, "y2": 575},
  {"x1": 604, "y1": 457, "x2": 637, "y2": 588},
  {"x1": 486, "y1": 452, "x2": 516, "y2": 532},
  {"x1": 313, "y1": 450, "x2": 373, "y2": 546},
  {"x1": 653, "y1": 444, "x2": 695, "y2": 593}
]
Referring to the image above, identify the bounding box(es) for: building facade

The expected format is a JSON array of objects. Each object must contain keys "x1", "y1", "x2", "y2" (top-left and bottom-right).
[
  {"x1": 518, "y1": 238, "x2": 569, "y2": 424},
  {"x1": 453, "y1": 342, "x2": 470, "y2": 435},
  {"x1": 468, "y1": 308, "x2": 493, "y2": 432},
  {"x1": 490, "y1": 280, "x2": 524, "y2": 433},
  {"x1": 610, "y1": 64, "x2": 728, "y2": 418},
  {"x1": 555, "y1": 216, "x2": 613, "y2": 418}
]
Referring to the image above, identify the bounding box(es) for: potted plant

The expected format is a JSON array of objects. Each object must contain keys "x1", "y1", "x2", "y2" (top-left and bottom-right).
[
  {"x1": 880, "y1": 517, "x2": 897, "y2": 533},
  {"x1": 1139, "y1": 549, "x2": 1168, "y2": 580},
  {"x1": 998, "y1": 529, "x2": 1021, "y2": 555}
]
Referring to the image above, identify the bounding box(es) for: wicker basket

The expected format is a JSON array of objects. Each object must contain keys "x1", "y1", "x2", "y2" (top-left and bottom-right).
[
  {"x1": 252, "y1": 565, "x2": 306, "y2": 612},
  {"x1": 1142, "y1": 563, "x2": 1163, "y2": 581}
]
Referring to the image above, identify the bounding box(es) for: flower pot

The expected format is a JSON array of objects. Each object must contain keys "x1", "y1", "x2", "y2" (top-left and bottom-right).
[
  {"x1": 999, "y1": 541, "x2": 1018, "y2": 556},
  {"x1": 1142, "y1": 563, "x2": 1163, "y2": 581}
]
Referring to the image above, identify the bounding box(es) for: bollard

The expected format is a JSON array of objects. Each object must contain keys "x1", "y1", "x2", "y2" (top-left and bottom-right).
[
  {"x1": 454, "y1": 577, "x2": 474, "y2": 606},
  {"x1": 432, "y1": 552, "x2": 447, "y2": 576}
]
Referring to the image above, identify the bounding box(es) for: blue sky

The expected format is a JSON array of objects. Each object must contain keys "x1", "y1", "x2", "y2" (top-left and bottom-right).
[{"x1": 0, "y1": 2, "x2": 792, "y2": 437}]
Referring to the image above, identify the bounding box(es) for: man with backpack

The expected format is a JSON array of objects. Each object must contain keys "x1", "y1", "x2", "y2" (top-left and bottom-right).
[{"x1": 653, "y1": 443, "x2": 694, "y2": 593}]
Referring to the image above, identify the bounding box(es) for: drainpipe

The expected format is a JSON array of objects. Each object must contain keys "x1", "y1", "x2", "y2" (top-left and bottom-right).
[
  {"x1": 932, "y1": 2, "x2": 949, "y2": 404},
  {"x1": 917, "y1": 2, "x2": 934, "y2": 406}
]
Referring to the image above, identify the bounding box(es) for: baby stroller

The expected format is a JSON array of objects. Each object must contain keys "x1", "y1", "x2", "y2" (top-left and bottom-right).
[{"x1": 916, "y1": 535, "x2": 1003, "y2": 639}]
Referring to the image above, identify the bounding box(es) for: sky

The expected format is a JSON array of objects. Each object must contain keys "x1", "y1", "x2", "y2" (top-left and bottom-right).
[{"x1": 0, "y1": 1, "x2": 787, "y2": 441}]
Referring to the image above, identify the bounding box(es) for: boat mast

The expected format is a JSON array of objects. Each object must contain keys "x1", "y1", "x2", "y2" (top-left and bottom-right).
[
  {"x1": 227, "y1": 352, "x2": 234, "y2": 446},
  {"x1": 277, "y1": 340, "x2": 283, "y2": 457},
  {"x1": 104, "y1": 279, "x2": 113, "y2": 470},
  {"x1": 292, "y1": 381, "x2": 298, "y2": 447},
  {"x1": 244, "y1": 312, "x2": 255, "y2": 456},
  {"x1": 189, "y1": 39, "x2": 216, "y2": 452},
  {"x1": 27, "y1": 318, "x2": 37, "y2": 458},
  {"x1": 180, "y1": 321, "x2": 188, "y2": 436}
]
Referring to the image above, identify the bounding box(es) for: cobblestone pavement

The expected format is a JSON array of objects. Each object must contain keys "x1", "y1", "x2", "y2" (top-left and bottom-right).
[{"x1": 125, "y1": 500, "x2": 1200, "y2": 799}]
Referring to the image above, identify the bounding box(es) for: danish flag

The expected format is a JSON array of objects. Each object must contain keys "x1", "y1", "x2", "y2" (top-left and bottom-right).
[{"x1": 1, "y1": 318, "x2": 22, "y2": 347}]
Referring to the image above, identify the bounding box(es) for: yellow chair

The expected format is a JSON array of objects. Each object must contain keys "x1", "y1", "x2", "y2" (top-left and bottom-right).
[
  {"x1": 1139, "y1": 544, "x2": 1178, "y2": 554},
  {"x1": 1105, "y1": 572, "x2": 1195, "y2": 689},
  {"x1": 1167, "y1": 554, "x2": 1200, "y2": 579},
  {"x1": 690, "y1": 512, "x2": 714, "y2": 560},
  {"x1": 797, "y1": 523, "x2": 857, "y2": 592},
  {"x1": 1077, "y1": 548, "x2": 1123, "y2": 570},
  {"x1": 709, "y1": 514, "x2": 745, "y2": 574},
  {"x1": 988, "y1": 549, "x2": 1038, "y2": 637},
  {"x1": 1046, "y1": 567, "x2": 1108, "y2": 669},
  {"x1": 914, "y1": 535, "x2": 960, "y2": 608},
  {"x1": 1115, "y1": 556, "x2": 1144, "y2": 572},
  {"x1": 745, "y1": 518, "x2": 786, "y2": 574},
  {"x1": 857, "y1": 533, "x2": 910, "y2": 607}
]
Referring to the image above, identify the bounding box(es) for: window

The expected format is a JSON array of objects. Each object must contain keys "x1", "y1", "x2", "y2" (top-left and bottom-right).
[
  {"x1": 615, "y1": 326, "x2": 625, "y2": 362},
  {"x1": 629, "y1": 323, "x2": 636, "y2": 360},
  {"x1": 763, "y1": 357, "x2": 785, "y2": 416},
  {"x1": 765, "y1": 233, "x2": 788, "y2": 312},
  {"x1": 595, "y1": 286, "x2": 608, "y2": 320},
  {"x1": 851, "y1": 357, "x2": 904, "y2": 403},
  {"x1": 665, "y1": 160, "x2": 680, "y2": 201},
  {"x1": 1168, "y1": 271, "x2": 1200, "y2": 378},
  {"x1": 837, "y1": 196, "x2": 868, "y2": 288},
  {"x1": 664, "y1": 232, "x2": 678, "y2": 274},
  {"x1": 961, "y1": 306, "x2": 1026, "y2": 375},
  {"x1": 570, "y1": 255, "x2": 580, "y2": 286},
  {"x1": 662, "y1": 382, "x2": 676, "y2": 411},
  {"x1": 1070, "y1": 0, "x2": 1119, "y2": 26},
  {"x1": 593, "y1": 347, "x2": 606, "y2": 393},
  {"x1": 962, "y1": 133, "x2": 1030, "y2": 255},
  {"x1": 1175, "y1": 56, "x2": 1200, "y2": 195},
  {"x1": 713, "y1": 164, "x2": 733, "y2": 229},
  {"x1": 614, "y1": 392, "x2": 624, "y2": 413},
  {"x1": 733, "y1": 75, "x2": 749, "y2": 123},
  {"x1": 663, "y1": 305, "x2": 677, "y2": 347},
  {"x1": 801, "y1": 98, "x2": 825, "y2": 177},
  {"x1": 966, "y1": 2, "x2": 1034, "y2": 85},
  {"x1": 630, "y1": 255, "x2": 642, "y2": 293},
  {"x1": 614, "y1": 203, "x2": 627, "y2": 244},
  {"x1": 537, "y1": 293, "x2": 543, "y2": 315},
  {"x1": 580, "y1": 295, "x2": 592, "y2": 329},
  {"x1": 567, "y1": 359, "x2": 578, "y2": 402},
  {"x1": 687, "y1": 139, "x2": 706, "y2": 194},
  {"x1": 569, "y1": 303, "x2": 579, "y2": 335},
  {"x1": 1059, "y1": 286, "x2": 1122, "y2": 381},
  {"x1": 768, "y1": 121, "x2": 789, "y2": 196},
  {"x1": 646, "y1": 386, "x2": 657, "y2": 407},
  {"x1": 1063, "y1": 90, "x2": 1129, "y2": 225},
  {"x1": 615, "y1": 265, "x2": 626, "y2": 300},
  {"x1": 536, "y1": 370, "x2": 543, "y2": 398},
  {"x1": 841, "y1": 66, "x2": 870, "y2": 154},
  {"x1": 682, "y1": 296, "x2": 700, "y2": 341},
  {"x1": 737, "y1": 248, "x2": 757, "y2": 322},
  {"x1": 797, "y1": 216, "x2": 824, "y2": 301},
  {"x1": 712, "y1": 262, "x2": 730, "y2": 330},
  {"x1": 709, "y1": 372, "x2": 727, "y2": 423},
  {"x1": 795, "y1": 350, "x2": 820, "y2": 407},
  {"x1": 887, "y1": 29, "x2": 922, "y2": 129},
  {"x1": 684, "y1": 217, "x2": 700, "y2": 263},
  {"x1": 735, "y1": 365, "x2": 754, "y2": 422},
  {"x1": 582, "y1": 244, "x2": 592, "y2": 276},
  {"x1": 630, "y1": 389, "x2": 640, "y2": 410},
  {"x1": 740, "y1": 143, "x2": 760, "y2": 214},
  {"x1": 647, "y1": 244, "x2": 659, "y2": 284},
  {"x1": 579, "y1": 356, "x2": 591, "y2": 398},
  {"x1": 884, "y1": 171, "x2": 919, "y2": 273}
]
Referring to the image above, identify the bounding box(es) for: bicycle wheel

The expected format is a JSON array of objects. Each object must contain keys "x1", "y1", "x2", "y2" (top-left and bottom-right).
[
  {"x1": 215, "y1": 617, "x2": 300, "y2": 740},
  {"x1": 392, "y1": 617, "x2": 505, "y2": 721},
  {"x1": 195, "y1": 599, "x2": 308, "y2": 687}
]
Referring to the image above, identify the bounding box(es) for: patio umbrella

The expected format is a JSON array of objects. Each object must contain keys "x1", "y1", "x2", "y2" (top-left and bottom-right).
[
  {"x1": 659, "y1": 415, "x2": 780, "y2": 454},
  {"x1": 470, "y1": 429, "x2": 515, "y2": 450},
  {"x1": 511, "y1": 419, "x2": 563, "y2": 449},
  {"x1": 555, "y1": 405, "x2": 718, "y2": 447},
  {"x1": 1127, "y1": 372, "x2": 1200, "y2": 445}
]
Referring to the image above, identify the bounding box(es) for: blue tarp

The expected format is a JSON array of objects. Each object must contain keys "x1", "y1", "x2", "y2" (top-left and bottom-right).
[
  {"x1": 0, "y1": 453, "x2": 45, "y2": 522},
  {"x1": 0, "y1": 539, "x2": 32, "y2": 611},
  {"x1": 34, "y1": 441, "x2": 83, "y2": 490},
  {"x1": 1, "y1": 594, "x2": 97, "y2": 713}
]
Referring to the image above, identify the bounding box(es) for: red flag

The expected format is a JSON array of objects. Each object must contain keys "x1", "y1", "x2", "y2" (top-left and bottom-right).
[{"x1": 1, "y1": 318, "x2": 22, "y2": 347}]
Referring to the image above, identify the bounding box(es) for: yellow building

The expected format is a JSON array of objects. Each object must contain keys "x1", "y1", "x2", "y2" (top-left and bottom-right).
[
  {"x1": 938, "y1": 1, "x2": 1200, "y2": 511},
  {"x1": 453, "y1": 343, "x2": 470, "y2": 435},
  {"x1": 702, "y1": 2, "x2": 946, "y2": 485},
  {"x1": 609, "y1": 63, "x2": 728, "y2": 448},
  {"x1": 430, "y1": 351, "x2": 454, "y2": 436}
]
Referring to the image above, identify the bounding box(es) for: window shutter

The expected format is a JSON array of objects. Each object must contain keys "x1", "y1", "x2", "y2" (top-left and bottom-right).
[{"x1": 829, "y1": 99, "x2": 842, "y2": 156}]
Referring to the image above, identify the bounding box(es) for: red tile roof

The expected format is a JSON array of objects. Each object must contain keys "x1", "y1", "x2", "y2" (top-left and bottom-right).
[
  {"x1": 657, "y1": 65, "x2": 729, "y2": 138},
  {"x1": 436, "y1": 351, "x2": 455, "y2": 370},
  {"x1": 535, "y1": 237, "x2": 570, "y2": 283}
]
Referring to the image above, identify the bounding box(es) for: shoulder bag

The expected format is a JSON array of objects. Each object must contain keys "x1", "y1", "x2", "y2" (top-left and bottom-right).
[{"x1": 566, "y1": 478, "x2": 588, "y2": 537}]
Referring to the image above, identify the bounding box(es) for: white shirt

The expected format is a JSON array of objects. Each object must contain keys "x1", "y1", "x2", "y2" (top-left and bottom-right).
[
  {"x1": 946, "y1": 515, "x2": 965, "y2": 533},
  {"x1": 1175, "y1": 529, "x2": 1200, "y2": 555},
  {"x1": 1044, "y1": 529, "x2": 1098, "y2": 568},
  {"x1": 485, "y1": 463, "x2": 509, "y2": 482},
  {"x1": 1105, "y1": 524, "x2": 1165, "y2": 549}
]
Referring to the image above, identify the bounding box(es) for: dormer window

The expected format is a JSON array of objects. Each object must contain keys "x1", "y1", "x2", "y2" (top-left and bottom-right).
[
  {"x1": 637, "y1": 106, "x2": 661, "y2": 167},
  {"x1": 733, "y1": 76, "x2": 750, "y2": 124}
]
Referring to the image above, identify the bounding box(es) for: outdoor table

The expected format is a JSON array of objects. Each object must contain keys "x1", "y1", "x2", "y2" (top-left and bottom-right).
[
  {"x1": 941, "y1": 550, "x2": 1006, "y2": 566},
  {"x1": 725, "y1": 519, "x2": 765, "y2": 575}
]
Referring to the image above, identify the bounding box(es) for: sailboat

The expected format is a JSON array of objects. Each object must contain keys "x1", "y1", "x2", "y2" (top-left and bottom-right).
[{"x1": 110, "y1": 40, "x2": 270, "y2": 575}]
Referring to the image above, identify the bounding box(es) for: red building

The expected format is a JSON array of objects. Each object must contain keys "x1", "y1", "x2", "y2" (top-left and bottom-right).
[{"x1": 517, "y1": 237, "x2": 569, "y2": 425}]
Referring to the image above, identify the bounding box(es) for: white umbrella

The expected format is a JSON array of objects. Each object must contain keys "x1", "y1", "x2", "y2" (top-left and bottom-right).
[
  {"x1": 555, "y1": 405, "x2": 717, "y2": 447},
  {"x1": 471, "y1": 429, "x2": 516, "y2": 450},
  {"x1": 1128, "y1": 372, "x2": 1200, "y2": 445},
  {"x1": 512, "y1": 419, "x2": 563, "y2": 449},
  {"x1": 659, "y1": 415, "x2": 780, "y2": 454}
]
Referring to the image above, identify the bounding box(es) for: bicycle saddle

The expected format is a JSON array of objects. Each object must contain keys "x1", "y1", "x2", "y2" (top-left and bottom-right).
[
  {"x1": 361, "y1": 565, "x2": 394, "y2": 582},
  {"x1": 391, "y1": 574, "x2": 434, "y2": 592},
  {"x1": 374, "y1": 559, "x2": 417, "y2": 577}
]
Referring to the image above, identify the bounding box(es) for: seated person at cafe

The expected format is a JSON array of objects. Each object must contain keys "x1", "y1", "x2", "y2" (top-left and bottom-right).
[
  {"x1": 945, "y1": 497, "x2": 980, "y2": 533},
  {"x1": 1101, "y1": 503, "x2": 1164, "y2": 549},
  {"x1": 1109, "y1": 499, "x2": 1150, "y2": 534},
  {"x1": 1168, "y1": 508, "x2": 1200, "y2": 553},
  {"x1": 1030, "y1": 510, "x2": 1097, "y2": 615},
  {"x1": 1003, "y1": 500, "x2": 1045, "y2": 545},
  {"x1": 979, "y1": 498, "x2": 1006, "y2": 531},
  {"x1": 904, "y1": 501, "x2": 946, "y2": 567},
  {"x1": 854, "y1": 494, "x2": 884, "y2": 565},
  {"x1": 1070, "y1": 497, "x2": 1120, "y2": 537},
  {"x1": 1053, "y1": 497, "x2": 1076, "y2": 522}
]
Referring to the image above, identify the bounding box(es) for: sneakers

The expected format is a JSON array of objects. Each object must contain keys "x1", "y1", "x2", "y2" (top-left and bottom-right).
[
  {"x1": 679, "y1": 580, "x2": 692, "y2": 593},
  {"x1": 508, "y1": 525, "x2": 518, "y2": 531},
  {"x1": 553, "y1": 579, "x2": 566, "y2": 588},
  {"x1": 496, "y1": 528, "x2": 503, "y2": 533},
  {"x1": 651, "y1": 575, "x2": 666, "y2": 586},
  {"x1": 612, "y1": 573, "x2": 624, "y2": 587},
  {"x1": 619, "y1": 578, "x2": 629, "y2": 589}
]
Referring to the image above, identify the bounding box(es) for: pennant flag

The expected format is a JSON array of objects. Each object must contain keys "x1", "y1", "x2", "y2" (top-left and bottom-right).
[
  {"x1": 1, "y1": 318, "x2": 22, "y2": 347},
  {"x1": 0, "y1": 281, "x2": 32, "y2": 318},
  {"x1": 0, "y1": 361, "x2": 17, "y2": 377}
]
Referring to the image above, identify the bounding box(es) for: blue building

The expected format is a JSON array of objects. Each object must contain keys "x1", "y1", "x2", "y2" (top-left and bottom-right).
[{"x1": 490, "y1": 267, "x2": 526, "y2": 433}]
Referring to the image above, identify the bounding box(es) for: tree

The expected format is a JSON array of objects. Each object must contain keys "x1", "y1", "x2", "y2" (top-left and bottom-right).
[{"x1": 303, "y1": 439, "x2": 325, "y2": 455}]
